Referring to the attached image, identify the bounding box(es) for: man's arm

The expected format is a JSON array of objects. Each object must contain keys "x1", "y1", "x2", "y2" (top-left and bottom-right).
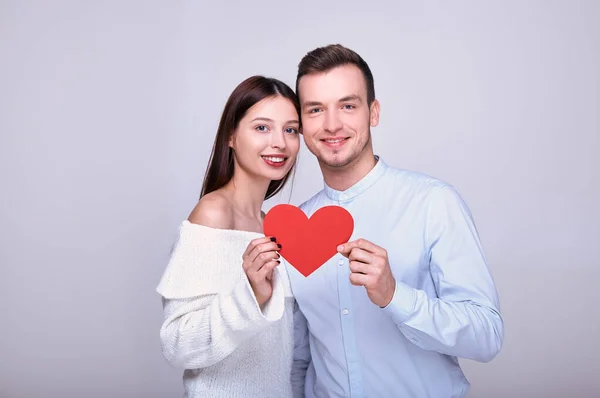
[
  {"x1": 339, "y1": 184, "x2": 503, "y2": 363},
  {"x1": 291, "y1": 300, "x2": 311, "y2": 397}
]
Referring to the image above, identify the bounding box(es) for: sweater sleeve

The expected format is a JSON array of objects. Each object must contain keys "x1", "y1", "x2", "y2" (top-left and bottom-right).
[
  {"x1": 156, "y1": 221, "x2": 285, "y2": 369},
  {"x1": 160, "y1": 269, "x2": 285, "y2": 369}
]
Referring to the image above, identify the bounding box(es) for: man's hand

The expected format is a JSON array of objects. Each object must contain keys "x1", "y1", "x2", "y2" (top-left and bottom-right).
[{"x1": 337, "y1": 239, "x2": 396, "y2": 308}]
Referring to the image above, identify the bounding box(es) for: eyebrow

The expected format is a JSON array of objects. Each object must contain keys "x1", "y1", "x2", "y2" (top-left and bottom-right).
[
  {"x1": 251, "y1": 117, "x2": 299, "y2": 124},
  {"x1": 339, "y1": 95, "x2": 362, "y2": 103},
  {"x1": 302, "y1": 95, "x2": 363, "y2": 108},
  {"x1": 302, "y1": 101, "x2": 322, "y2": 108}
]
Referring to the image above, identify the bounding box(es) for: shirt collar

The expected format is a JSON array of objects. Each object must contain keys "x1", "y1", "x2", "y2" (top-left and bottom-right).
[{"x1": 323, "y1": 155, "x2": 388, "y2": 202}]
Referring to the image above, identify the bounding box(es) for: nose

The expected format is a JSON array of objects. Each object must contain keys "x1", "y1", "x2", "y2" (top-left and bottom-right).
[
  {"x1": 324, "y1": 111, "x2": 343, "y2": 134},
  {"x1": 270, "y1": 130, "x2": 287, "y2": 149}
]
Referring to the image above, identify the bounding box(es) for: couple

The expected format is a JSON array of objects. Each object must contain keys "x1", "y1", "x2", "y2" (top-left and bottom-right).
[{"x1": 156, "y1": 44, "x2": 504, "y2": 398}]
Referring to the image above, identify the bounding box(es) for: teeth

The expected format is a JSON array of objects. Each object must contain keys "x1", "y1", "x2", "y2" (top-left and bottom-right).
[
  {"x1": 263, "y1": 156, "x2": 285, "y2": 163},
  {"x1": 325, "y1": 138, "x2": 344, "y2": 143}
]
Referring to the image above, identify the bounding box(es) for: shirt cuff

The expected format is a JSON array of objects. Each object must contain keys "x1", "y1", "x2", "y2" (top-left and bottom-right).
[{"x1": 381, "y1": 280, "x2": 417, "y2": 324}]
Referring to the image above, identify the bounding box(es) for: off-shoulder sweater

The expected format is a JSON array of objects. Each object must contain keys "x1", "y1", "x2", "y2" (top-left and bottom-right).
[{"x1": 156, "y1": 220, "x2": 295, "y2": 398}]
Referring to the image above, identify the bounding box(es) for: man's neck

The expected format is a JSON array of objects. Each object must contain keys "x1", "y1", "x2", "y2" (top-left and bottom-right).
[{"x1": 321, "y1": 153, "x2": 377, "y2": 192}]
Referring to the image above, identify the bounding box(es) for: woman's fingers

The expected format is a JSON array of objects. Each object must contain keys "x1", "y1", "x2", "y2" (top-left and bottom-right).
[
  {"x1": 242, "y1": 237, "x2": 273, "y2": 258},
  {"x1": 258, "y1": 259, "x2": 280, "y2": 279},
  {"x1": 243, "y1": 239, "x2": 281, "y2": 273},
  {"x1": 249, "y1": 242, "x2": 280, "y2": 264}
]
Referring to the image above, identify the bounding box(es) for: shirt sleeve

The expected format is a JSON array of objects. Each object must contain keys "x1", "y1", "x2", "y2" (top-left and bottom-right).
[
  {"x1": 159, "y1": 273, "x2": 285, "y2": 369},
  {"x1": 291, "y1": 300, "x2": 311, "y2": 397},
  {"x1": 381, "y1": 184, "x2": 504, "y2": 362}
]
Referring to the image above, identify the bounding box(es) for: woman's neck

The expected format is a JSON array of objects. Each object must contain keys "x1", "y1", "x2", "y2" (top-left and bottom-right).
[{"x1": 224, "y1": 169, "x2": 270, "y2": 222}]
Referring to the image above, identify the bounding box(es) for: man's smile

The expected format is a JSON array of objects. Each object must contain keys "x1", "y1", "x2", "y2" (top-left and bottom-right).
[{"x1": 321, "y1": 136, "x2": 349, "y2": 148}]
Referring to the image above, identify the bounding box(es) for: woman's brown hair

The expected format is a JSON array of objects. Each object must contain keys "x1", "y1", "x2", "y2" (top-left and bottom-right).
[{"x1": 200, "y1": 76, "x2": 300, "y2": 200}]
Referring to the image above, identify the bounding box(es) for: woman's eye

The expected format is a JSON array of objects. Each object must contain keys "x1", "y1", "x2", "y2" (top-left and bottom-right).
[
  {"x1": 285, "y1": 127, "x2": 298, "y2": 134},
  {"x1": 255, "y1": 125, "x2": 268, "y2": 132}
]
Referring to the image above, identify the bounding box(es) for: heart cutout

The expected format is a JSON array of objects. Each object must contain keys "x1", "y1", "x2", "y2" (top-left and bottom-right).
[{"x1": 263, "y1": 204, "x2": 354, "y2": 277}]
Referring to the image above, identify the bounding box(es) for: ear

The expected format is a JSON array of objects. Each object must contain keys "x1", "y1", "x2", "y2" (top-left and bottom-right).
[
  {"x1": 228, "y1": 133, "x2": 235, "y2": 148},
  {"x1": 369, "y1": 99, "x2": 380, "y2": 127}
]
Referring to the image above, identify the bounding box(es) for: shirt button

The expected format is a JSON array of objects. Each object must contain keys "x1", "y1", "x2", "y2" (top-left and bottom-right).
[
  {"x1": 338, "y1": 259, "x2": 344, "y2": 266},
  {"x1": 342, "y1": 309, "x2": 349, "y2": 315}
]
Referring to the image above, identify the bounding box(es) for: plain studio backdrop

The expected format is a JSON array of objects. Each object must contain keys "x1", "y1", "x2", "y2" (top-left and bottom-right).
[{"x1": 1, "y1": 1, "x2": 598, "y2": 397}]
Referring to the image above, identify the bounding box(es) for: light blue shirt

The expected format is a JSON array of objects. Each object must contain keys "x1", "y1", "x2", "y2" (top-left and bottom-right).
[{"x1": 288, "y1": 156, "x2": 503, "y2": 398}]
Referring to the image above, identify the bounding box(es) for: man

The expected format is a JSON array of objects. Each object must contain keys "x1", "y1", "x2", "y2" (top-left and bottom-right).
[{"x1": 288, "y1": 44, "x2": 504, "y2": 397}]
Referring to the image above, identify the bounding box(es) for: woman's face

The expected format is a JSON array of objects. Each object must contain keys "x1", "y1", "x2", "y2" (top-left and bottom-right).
[{"x1": 229, "y1": 95, "x2": 300, "y2": 182}]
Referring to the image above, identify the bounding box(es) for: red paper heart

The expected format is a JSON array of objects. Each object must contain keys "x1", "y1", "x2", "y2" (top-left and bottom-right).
[{"x1": 263, "y1": 204, "x2": 354, "y2": 277}]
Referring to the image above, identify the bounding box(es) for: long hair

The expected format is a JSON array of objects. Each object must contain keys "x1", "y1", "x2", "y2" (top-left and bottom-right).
[{"x1": 200, "y1": 76, "x2": 300, "y2": 200}]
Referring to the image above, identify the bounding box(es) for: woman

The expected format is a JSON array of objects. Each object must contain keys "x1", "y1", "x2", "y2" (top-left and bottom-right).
[{"x1": 156, "y1": 76, "x2": 301, "y2": 397}]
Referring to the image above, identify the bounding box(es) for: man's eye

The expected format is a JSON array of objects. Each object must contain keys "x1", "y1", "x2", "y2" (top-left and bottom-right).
[
  {"x1": 343, "y1": 104, "x2": 355, "y2": 110},
  {"x1": 309, "y1": 108, "x2": 321, "y2": 114}
]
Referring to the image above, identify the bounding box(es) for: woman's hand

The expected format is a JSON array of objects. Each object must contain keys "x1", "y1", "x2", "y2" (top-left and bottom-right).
[{"x1": 241, "y1": 237, "x2": 281, "y2": 307}]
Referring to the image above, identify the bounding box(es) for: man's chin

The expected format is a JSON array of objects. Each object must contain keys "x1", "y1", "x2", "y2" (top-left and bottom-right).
[{"x1": 318, "y1": 155, "x2": 353, "y2": 169}]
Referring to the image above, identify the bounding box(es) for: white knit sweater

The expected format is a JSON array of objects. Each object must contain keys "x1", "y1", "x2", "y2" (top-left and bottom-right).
[{"x1": 156, "y1": 221, "x2": 295, "y2": 398}]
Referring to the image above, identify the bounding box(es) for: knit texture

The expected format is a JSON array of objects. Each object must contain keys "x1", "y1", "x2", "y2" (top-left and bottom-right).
[{"x1": 156, "y1": 221, "x2": 295, "y2": 398}]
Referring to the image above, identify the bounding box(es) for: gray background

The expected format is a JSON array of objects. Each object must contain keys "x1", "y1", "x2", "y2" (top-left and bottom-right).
[{"x1": 1, "y1": 1, "x2": 599, "y2": 397}]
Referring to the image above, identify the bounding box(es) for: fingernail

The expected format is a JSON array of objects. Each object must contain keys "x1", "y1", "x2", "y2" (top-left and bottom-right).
[
  {"x1": 337, "y1": 245, "x2": 343, "y2": 251},
  {"x1": 277, "y1": 244, "x2": 282, "y2": 249},
  {"x1": 270, "y1": 237, "x2": 276, "y2": 242}
]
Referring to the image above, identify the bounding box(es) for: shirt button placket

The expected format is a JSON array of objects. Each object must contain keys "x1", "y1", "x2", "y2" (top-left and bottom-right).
[{"x1": 337, "y1": 254, "x2": 363, "y2": 397}]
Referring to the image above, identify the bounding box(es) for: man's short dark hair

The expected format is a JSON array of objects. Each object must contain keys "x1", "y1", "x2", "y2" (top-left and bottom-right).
[{"x1": 296, "y1": 44, "x2": 376, "y2": 106}]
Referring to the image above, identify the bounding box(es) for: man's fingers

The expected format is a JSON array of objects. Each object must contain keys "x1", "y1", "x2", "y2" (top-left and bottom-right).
[
  {"x1": 338, "y1": 238, "x2": 383, "y2": 256},
  {"x1": 348, "y1": 248, "x2": 372, "y2": 263},
  {"x1": 349, "y1": 271, "x2": 370, "y2": 286},
  {"x1": 337, "y1": 241, "x2": 356, "y2": 257},
  {"x1": 349, "y1": 260, "x2": 369, "y2": 275}
]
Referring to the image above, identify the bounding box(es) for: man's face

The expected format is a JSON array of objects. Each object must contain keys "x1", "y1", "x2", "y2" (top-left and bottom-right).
[{"x1": 298, "y1": 64, "x2": 379, "y2": 170}]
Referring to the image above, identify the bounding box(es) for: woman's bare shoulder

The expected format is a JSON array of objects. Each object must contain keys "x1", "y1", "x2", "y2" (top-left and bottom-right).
[{"x1": 187, "y1": 191, "x2": 234, "y2": 229}]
